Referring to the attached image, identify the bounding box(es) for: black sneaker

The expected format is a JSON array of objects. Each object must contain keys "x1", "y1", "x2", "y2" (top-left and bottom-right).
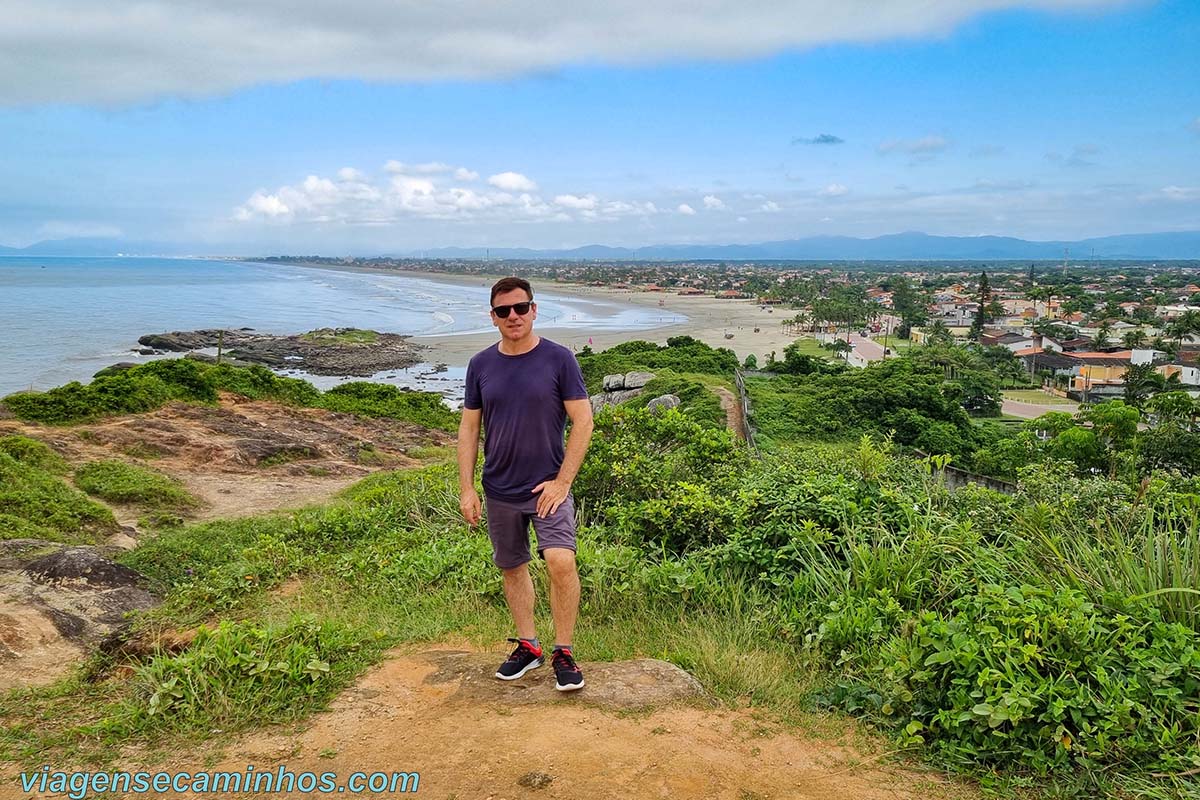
[
  {"x1": 495, "y1": 638, "x2": 544, "y2": 681},
  {"x1": 551, "y1": 647, "x2": 584, "y2": 692}
]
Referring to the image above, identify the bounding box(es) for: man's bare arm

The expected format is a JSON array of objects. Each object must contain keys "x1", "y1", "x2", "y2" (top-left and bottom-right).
[
  {"x1": 532, "y1": 398, "x2": 594, "y2": 517},
  {"x1": 457, "y1": 407, "x2": 483, "y2": 524}
]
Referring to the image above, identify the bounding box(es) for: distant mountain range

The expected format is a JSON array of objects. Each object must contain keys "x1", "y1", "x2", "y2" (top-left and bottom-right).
[
  {"x1": 2, "y1": 231, "x2": 1198, "y2": 261},
  {"x1": 401, "y1": 231, "x2": 1200, "y2": 261}
]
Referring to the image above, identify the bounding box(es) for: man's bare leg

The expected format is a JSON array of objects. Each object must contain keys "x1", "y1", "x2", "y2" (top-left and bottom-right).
[
  {"x1": 501, "y1": 562, "x2": 538, "y2": 640},
  {"x1": 543, "y1": 548, "x2": 579, "y2": 645}
]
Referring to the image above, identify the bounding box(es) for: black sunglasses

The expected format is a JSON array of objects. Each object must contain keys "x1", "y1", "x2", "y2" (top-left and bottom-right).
[{"x1": 491, "y1": 301, "x2": 533, "y2": 318}]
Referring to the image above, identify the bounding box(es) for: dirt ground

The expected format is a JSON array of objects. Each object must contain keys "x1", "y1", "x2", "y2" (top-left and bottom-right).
[
  {"x1": 0, "y1": 393, "x2": 453, "y2": 533},
  {"x1": 98, "y1": 643, "x2": 977, "y2": 800}
]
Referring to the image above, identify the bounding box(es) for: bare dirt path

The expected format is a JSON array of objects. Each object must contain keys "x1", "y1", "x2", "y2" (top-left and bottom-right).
[
  {"x1": 714, "y1": 386, "x2": 745, "y2": 440},
  {"x1": 109, "y1": 645, "x2": 976, "y2": 800},
  {"x1": 0, "y1": 396, "x2": 452, "y2": 529}
]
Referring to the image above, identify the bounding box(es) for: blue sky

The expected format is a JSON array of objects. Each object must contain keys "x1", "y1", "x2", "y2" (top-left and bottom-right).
[{"x1": 1, "y1": 0, "x2": 1197, "y2": 253}]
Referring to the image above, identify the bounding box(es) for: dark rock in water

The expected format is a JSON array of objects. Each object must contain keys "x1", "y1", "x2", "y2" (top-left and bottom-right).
[
  {"x1": 136, "y1": 347, "x2": 157, "y2": 355},
  {"x1": 24, "y1": 547, "x2": 147, "y2": 589},
  {"x1": 136, "y1": 327, "x2": 426, "y2": 376}
]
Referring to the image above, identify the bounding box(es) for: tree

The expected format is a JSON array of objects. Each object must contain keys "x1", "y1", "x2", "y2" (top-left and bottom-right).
[
  {"x1": 1147, "y1": 391, "x2": 1199, "y2": 428},
  {"x1": 1093, "y1": 321, "x2": 1113, "y2": 350},
  {"x1": 1122, "y1": 329, "x2": 1147, "y2": 349},
  {"x1": 969, "y1": 271, "x2": 992, "y2": 341},
  {"x1": 743, "y1": 354, "x2": 758, "y2": 370}
]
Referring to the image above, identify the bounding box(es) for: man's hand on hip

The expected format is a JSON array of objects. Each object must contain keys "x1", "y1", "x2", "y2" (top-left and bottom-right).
[
  {"x1": 531, "y1": 478, "x2": 571, "y2": 518},
  {"x1": 459, "y1": 487, "x2": 481, "y2": 525}
]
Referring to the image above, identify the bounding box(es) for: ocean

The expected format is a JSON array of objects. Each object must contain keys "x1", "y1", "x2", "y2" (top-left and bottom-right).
[{"x1": 0, "y1": 257, "x2": 678, "y2": 399}]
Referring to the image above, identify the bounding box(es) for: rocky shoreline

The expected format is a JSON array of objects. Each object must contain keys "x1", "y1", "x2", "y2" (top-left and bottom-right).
[{"x1": 136, "y1": 327, "x2": 426, "y2": 376}]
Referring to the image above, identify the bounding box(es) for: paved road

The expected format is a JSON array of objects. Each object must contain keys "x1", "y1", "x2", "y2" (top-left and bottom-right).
[
  {"x1": 1001, "y1": 398, "x2": 1079, "y2": 419},
  {"x1": 847, "y1": 334, "x2": 886, "y2": 362}
]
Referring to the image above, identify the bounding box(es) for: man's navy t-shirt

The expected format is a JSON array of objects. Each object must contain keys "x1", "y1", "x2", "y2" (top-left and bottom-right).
[{"x1": 463, "y1": 338, "x2": 589, "y2": 503}]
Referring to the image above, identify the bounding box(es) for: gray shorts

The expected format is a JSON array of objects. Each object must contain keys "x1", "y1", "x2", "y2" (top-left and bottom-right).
[{"x1": 484, "y1": 493, "x2": 577, "y2": 569}]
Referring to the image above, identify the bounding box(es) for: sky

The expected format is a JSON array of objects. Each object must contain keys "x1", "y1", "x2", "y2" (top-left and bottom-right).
[{"x1": 1, "y1": 0, "x2": 1197, "y2": 254}]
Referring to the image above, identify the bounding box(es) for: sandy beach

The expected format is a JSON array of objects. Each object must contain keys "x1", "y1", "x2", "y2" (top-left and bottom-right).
[{"x1": 313, "y1": 266, "x2": 802, "y2": 367}]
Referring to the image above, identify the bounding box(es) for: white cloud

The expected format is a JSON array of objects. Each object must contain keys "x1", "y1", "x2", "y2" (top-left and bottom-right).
[
  {"x1": 760, "y1": 200, "x2": 780, "y2": 212},
  {"x1": 702, "y1": 194, "x2": 726, "y2": 210},
  {"x1": 454, "y1": 167, "x2": 480, "y2": 182},
  {"x1": 878, "y1": 135, "x2": 948, "y2": 155},
  {"x1": 1, "y1": 1, "x2": 1124, "y2": 105},
  {"x1": 819, "y1": 183, "x2": 849, "y2": 197},
  {"x1": 677, "y1": 203, "x2": 696, "y2": 215},
  {"x1": 1150, "y1": 186, "x2": 1200, "y2": 202},
  {"x1": 736, "y1": 216, "x2": 748, "y2": 223},
  {"x1": 234, "y1": 161, "x2": 665, "y2": 226},
  {"x1": 235, "y1": 191, "x2": 292, "y2": 220},
  {"x1": 554, "y1": 193, "x2": 598, "y2": 210},
  {"x1": 488, "y1": 171, "x2": 538, "y2": 192}
]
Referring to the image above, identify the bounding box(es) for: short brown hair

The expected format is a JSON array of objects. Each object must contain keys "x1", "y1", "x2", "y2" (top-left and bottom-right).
[{"x1": 490, "y1": 276, "x2": 533, "y2": 305}]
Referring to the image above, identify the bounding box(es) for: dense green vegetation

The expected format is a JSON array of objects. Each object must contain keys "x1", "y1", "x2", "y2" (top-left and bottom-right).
[
  {"x1": 3, "y1": 337, "x2": 1198, "y2": 798},
  {"x1": 1, "y1": 358, "x2": 458, "y2": 431},
  {"x1": 576, "y1": 336, "x2": 738, "y2": 390},
  {"x1": 0, "y1": 435, "x2": 117, "y2": 543},
  {"x1": 74, "y1": 460, "x2": 200, "y2": 512}
]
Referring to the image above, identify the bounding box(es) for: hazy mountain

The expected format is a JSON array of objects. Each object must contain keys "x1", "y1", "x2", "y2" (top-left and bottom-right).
[
  {"x1": 405, "y1": 231, "x2": 1200, "y2": 261},
  {"x1": 2, "y1": 231, "x2": 1197, "y2": 260}
]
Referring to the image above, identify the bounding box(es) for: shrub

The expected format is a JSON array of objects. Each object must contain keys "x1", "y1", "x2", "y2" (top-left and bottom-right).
[
  {"x1": 74, "y1": 460, "x2": 200, "y2": 511},
  {"x1": 0, "y1": 450, "x2": 117, "y2": 542},
  {"x1": 118, "y1": 617, "x2": 370, "y2": 734},
  {"x1": 866, "y1": 585, "x2": 1200, "y2": 775}
]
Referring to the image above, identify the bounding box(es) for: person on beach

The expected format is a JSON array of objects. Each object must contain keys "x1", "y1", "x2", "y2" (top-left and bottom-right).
[{"x1": 457, "y1": 276, "x2": 594, "y2": 691}]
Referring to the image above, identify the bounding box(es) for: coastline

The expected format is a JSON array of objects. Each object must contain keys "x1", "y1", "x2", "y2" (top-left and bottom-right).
[{"x1": 279, "y1": 261, "x2": 800, "y2": 367}]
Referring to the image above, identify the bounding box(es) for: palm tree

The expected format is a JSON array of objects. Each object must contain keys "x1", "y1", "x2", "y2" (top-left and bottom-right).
[
  {"x1": 1093, "y1": 320, "x2": 1114, "y2": 350},
  {"x1": 1122, "y1": 329, "x2": 1147, "y2": 349}
]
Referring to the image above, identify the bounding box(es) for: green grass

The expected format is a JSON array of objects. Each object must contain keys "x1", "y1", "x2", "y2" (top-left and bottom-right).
[
  {"x1": 768, "y1": 337, "x2": 840, "y2": 362},
  {"x1": 0, "y1": 439, "x2": 117, "y2": 543},
  {"x1": 1002, "y1": 389, "x2": 1075, "y2": 405},
  {"x1": 0, "y1": 358, "x2": 455, "y2": 431},
  {"x1": 299, "y1": 328, "x2": 379, "y2": 346},
  {"x1": 74, "y1": 460, "x2": 200, "y2": 512}
]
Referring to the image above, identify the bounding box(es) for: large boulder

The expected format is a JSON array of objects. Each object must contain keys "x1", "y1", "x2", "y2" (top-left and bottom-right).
[
  {"x1": 416, "y1": 651, "x2": 711, "y2": 711},
  {"x1": 589, "y1": 389, "x2": 643, "y2": 414},
  {"x1": 1, "y1": 543, "x2": 159, "y2": 690},
  {"x1": 602, "y1": 374, "x2": 626, "y2": 391},
  {"x1": 623, "y1": 371, "x2": 656, "y2": 389},
  {"x1": 646, "y1": 394, "x2": 681, "y2": 414}
]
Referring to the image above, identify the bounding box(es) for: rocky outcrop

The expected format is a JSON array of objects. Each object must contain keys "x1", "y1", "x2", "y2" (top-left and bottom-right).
[
  {"x1": 591, "y1": 372, "x2": 656, "y2": 413},
  {"x1": 136, "y1": 327, "x2": 426, "y2": 376},
  {"x1": 0, "y1": 542, "x2": 159, "y2": 690},
  {"x1": 416, "y1": 650, "x2": 711, "y2": 711},
  {"x1": 646, "y1": 394, "x2": 681, "y2": 414}
]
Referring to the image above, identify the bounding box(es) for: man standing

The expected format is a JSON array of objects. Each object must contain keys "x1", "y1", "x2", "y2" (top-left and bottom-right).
[{"x1": 458, "y1": 277, "x2": 594, "y2": 691}]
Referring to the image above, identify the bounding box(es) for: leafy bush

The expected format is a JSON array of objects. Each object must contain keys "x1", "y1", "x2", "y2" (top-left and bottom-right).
[
  {"x1": 576, "y1": 336, "x2": 738, "y2": 391},
  {"x1": 0, "y1": 450, "x2": 117, "y2": 543},
  {"x1": 625, "y1": 372, "x2": 725, "y2": 428},
  {"x1": 865, "y1": 585, "x2": 1200, "y2": 774},
  {"x1": 0, "y1": 434, "x2": 68, "y2": 474},
  {"x1": 74, "y1": 460, "x2": 200, "y2": 511},
  {"x1": 318, "y1": 382, "x2": 457, "y2": 431},
  {"x1": 1, "y1": 359, "x2": 451, "y2": 431},
  {"x1": 118, "y1": 617, "x2": 370, "y2": 734}
]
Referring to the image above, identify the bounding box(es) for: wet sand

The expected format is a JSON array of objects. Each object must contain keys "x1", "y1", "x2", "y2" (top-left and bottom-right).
[{"x1": 394, "y1": 272, "x2": 800, "y2": 366}]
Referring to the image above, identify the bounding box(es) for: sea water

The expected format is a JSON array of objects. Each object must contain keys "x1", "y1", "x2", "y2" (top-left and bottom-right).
[{"x1": 0, "y1": 257, "x2": 678, "y2": 398}]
